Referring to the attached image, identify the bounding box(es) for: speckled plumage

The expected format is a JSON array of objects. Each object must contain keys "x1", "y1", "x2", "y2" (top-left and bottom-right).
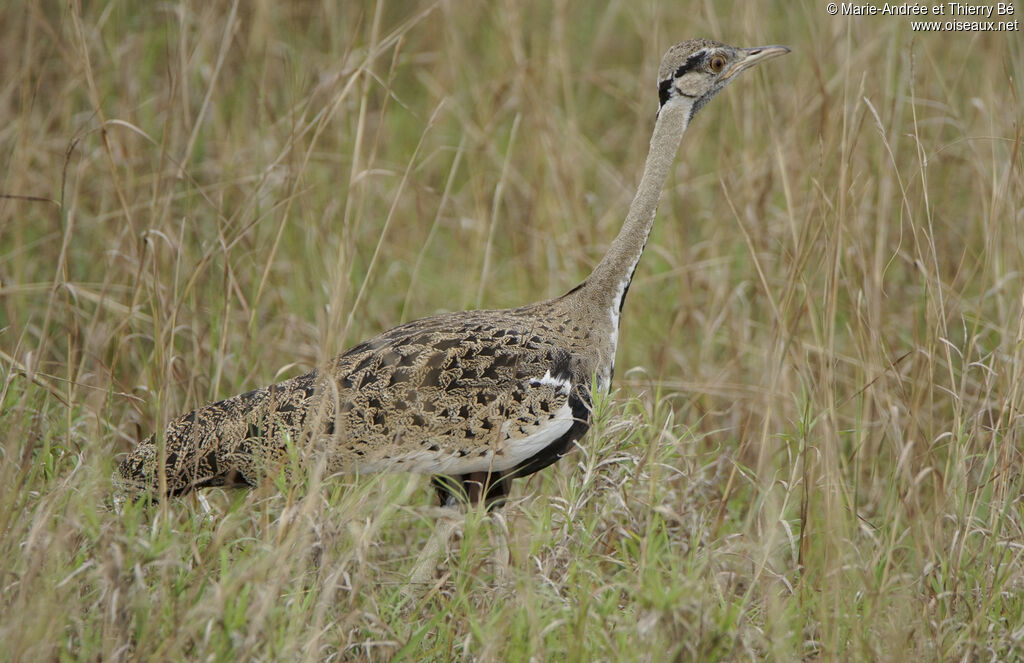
[
  {"x1": 118, "y1": 300, "x2": 600, "y2": 506},
  {"x1": 116, "y1": 39, "x2": 788, "y2": 507}
]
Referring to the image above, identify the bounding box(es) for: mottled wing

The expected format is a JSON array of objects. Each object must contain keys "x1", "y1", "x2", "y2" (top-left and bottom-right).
[{"x1": 322, "y1": 313, "x2": 590, "y2": 476}]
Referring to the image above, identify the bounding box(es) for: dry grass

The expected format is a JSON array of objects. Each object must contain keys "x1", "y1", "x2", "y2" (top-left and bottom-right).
[{"x1": 2, "y1": 0, "x2": 1023, "y2": 660}]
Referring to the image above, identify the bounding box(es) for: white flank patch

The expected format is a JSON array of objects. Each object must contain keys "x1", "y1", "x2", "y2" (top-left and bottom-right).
[
  {"x1": 530, "y1": 369, "x2": 571, "y2": 394},
  {"x1": 355, "y1": 398, "x2": 576, "y2": 476}
]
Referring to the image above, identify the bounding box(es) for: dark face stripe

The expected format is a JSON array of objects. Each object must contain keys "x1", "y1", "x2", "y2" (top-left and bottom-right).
[{"x1": 673, "y1": 51, "x2": 706, "y2": 79}]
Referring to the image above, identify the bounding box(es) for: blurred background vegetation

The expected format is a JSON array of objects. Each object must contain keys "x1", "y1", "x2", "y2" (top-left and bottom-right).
[{"x1": 1, "y1": 0, "x2": 1022, "y2": 660}]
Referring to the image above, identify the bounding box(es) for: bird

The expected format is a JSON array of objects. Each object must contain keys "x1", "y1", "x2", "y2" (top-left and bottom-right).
[{"x1": 116, "y1": 39, "x2": 789, "y2": 509}]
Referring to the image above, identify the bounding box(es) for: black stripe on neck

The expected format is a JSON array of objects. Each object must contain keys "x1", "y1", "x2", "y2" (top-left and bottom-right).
[
  {"x1": 616, "y1": 278, "x2": 632, "y2": 317},
  {"x1": 658, "y1": 50, "x2": 707, "y2": 108},
  {"x1": 658, "y1": 79, "x2": 672, "y2": 107}
]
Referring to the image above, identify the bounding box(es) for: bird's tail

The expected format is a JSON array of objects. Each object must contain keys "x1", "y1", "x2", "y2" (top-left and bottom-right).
[
  {"x1": 114, "y1": 371, "x2": 320, "y2": 500},
  {"x1": 114, "y1": 431, "x2": 245, "y2": 500}
]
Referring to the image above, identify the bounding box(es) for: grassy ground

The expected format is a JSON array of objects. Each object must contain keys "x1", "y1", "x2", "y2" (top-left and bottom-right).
[{"x1": 2, "y1": 0, "x2": 1023, "y2": 660}]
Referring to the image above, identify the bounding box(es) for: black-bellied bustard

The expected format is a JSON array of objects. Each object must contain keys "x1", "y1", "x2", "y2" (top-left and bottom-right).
[{"x1": 117, "y1": 39, "x2": 789, "y2": 510}]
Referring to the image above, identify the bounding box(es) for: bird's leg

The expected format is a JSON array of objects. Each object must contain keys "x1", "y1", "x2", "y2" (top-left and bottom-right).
[
  {"x1": 431, "y1": 475, "x2": 466, "y2": 507},
  {"x1": 403, "y1": 473, "x2": 513, "y2": 599},
  {"x1": 402, "y1": 508, "x2": 461, "y2": 601},
  {"x1": 431, "y1": 472, "x2": 511, "y2": 510},
  {"x1": 461, "y1": 473, "x2": 512, "y2": 581},
  {"x1": 467, "y1": 470, "x2": 511, "y2": 506},
  {"x1": 465, "y1": 472, "x2": 487, "y2": 504},
  {"x1": 486, "y1": 506, "x2": 511, "y2": 581},
  {"x1": 481, "y1": 472, "x2": 511, "y2": 510}
]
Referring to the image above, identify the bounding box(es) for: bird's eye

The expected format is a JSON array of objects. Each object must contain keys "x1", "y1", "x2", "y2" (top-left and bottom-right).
[{"x1": 709, "y1": 55, "x2": 727, "y2": 73}]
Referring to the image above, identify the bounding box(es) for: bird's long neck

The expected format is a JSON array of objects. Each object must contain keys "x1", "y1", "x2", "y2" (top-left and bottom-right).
[
  {"x1": 564, "y1": 99, "x2": 692, "y2": 390},
  {"x1": 573, "y1": 100, "x2": 690, "y2": 380},
  {"x1": 584, "y1": 101, "x2": 690, "y2": 313}
]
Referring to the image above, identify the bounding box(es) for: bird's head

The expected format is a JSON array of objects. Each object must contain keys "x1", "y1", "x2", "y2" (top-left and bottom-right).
[{"x1": 657, "y1": 39, "x2": 789, "y2": 120}]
